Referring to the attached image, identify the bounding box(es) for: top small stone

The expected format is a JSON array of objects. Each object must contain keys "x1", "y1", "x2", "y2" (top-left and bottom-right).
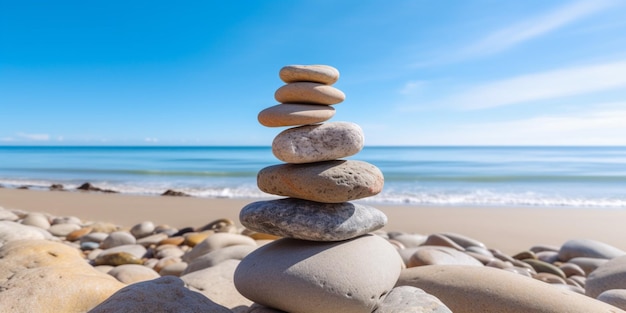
[{"x1": 279, "y1": 65, "x2": 339, "y2": 85}]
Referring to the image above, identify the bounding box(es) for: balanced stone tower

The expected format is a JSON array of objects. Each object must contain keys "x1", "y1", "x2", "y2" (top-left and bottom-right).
[{"x1": 234, "y1": 65, "x2": 403, "y2": 313}]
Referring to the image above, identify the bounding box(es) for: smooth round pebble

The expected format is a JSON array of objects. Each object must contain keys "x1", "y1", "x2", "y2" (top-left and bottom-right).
[
  {"x1": 587, "y1": 255, "x2": 626, "y2": 298},
  {"x1": 275, "y1": 82, "x2": 345, "y2": 105},
  {"x1": 279, "y1": 65, "x2": 339, "y2": 84},
  {"x1": 100, "y1": 231, "x2": 136, "y2": 249},
  {"x1": 183, "y1": 233, "x2": 256, "y2": 263},
  {"x1": 272, "y1": 122, "x2": 364, "y2": 164},
  {"x1": 408, "y1": 246, "x2": 484, "y2": 267},
  {"x1": 374, "y1": 286, "x2": 452, "y2": 313},
  {"x1": 258, "y1": 103, "x2": 336, "y2": 127},
  {"x1": 598, "y1": 289, "x2": 626, "y2": 310},
  {"x1": 108, "y1": 264, "x2": 161, "y2": 284},
  {"x1": 21, "y1": 213, "x2": 50, "y2": 229},
  {"x1": 257, "y1": 160, "x2": 384, "y2": 203},
  {"x1": 559, "y1": 239, "x2": 626, "y2": 261},
  {"x1": 130, "y1": 221, "x2": 155, "y2": 239},
  {"x1": 48, "y1": 223, "x2": 82, "y2": 237}
]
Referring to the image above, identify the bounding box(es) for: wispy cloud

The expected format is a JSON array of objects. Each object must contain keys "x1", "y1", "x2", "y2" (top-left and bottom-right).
[
  {"x1": 462, "y1": 0, "x2": 617, "y2": 58},
  {"x1": 0, "y1": 137, "x2": 16, "y2": 142},
  {"x1": 17, "y1": 132, "x2": 50, "y2": 141},
  {"x1": 441, "y1": 60, "x2": 626, "y2": 110},
  {"x1": 144, "y1": 137, "x2": 159, "y2": 143}
]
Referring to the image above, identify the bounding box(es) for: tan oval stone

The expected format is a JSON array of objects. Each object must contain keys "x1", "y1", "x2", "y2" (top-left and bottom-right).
[
  {"x1": 272, "y1": 122, "x2": 364, "y2": 164},
  {"x1": 257, "y1": 160, "x2": 384, "y2": 203},
  {"x1": 159, "y1": 236, "x2": 185, "y2": 246},
  {"x1": 258, "y1": 103, "x2": 336, "y2": 127},
  {"x1": 408, "y1": 246, "x2": 483, "y2": 267},
  {"x1": 398, "y1": 265, "x2": 623, "y2": 313},
  {"x1": 66, "y1": 226, "x2": 93, "y2": 241},
  {"x1": 184, "y1": 231, "x2": 214, "y2": 247},
  {"x1": 279, "y1": 65, "x2": 339, "y2": 85},
  {"x1": 275, "y1": 82, "x2": 345, "y2": 105}
]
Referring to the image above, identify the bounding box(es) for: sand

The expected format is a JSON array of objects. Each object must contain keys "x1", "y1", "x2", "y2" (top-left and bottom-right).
[{"x1": 2, "y1": 188, "x2": 625, "y2": 254}]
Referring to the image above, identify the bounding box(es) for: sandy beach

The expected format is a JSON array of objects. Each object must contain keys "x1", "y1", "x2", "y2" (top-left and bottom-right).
[{"x1": 2, "y1": 188, "x2": 625, "y2": 254}]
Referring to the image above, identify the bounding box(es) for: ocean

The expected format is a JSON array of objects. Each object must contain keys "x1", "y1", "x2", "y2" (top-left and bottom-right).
[{"x1": 1, "y1": 146, "x2": 625, "y2": 208}]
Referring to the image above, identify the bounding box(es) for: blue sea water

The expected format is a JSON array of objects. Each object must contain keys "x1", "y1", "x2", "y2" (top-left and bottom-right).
[{"x1": 0, "y1": 146, "x2": 625, "y2": 208}]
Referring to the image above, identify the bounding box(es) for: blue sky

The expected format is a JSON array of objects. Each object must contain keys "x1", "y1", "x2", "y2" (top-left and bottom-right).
[{"x1": 1, "y1": 0, "x2": 626, "y2": 146}]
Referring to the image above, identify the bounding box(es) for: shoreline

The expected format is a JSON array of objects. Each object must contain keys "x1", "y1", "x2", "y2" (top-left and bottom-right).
[{"x1": 2, "y1": 188, "x2": 626, "y2": 254}]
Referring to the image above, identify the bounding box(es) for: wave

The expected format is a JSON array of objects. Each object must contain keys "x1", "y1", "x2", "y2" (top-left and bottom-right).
[{"x1": 2, "y1": 178, "x2": 625, "y2": 208}]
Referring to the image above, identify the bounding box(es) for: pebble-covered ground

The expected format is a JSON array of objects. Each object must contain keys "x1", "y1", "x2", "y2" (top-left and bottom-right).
[{"x1": 1, "y1": 205, "x2": 626, "y2": 313}]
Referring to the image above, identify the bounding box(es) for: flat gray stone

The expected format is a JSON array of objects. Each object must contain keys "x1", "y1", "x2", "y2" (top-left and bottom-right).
[
  {"x1": 272, "y1": 122, "x2": 364, "y2": 164},
  {"x1": 279, "y1": 65, "x2": 339, "y2": 85},
  {"x1": 257, "y1": 160, "x2": 384, "y2": 203},
  {"x1": 374, "y1": 286, "x2": 452, "y2": 313},
  {"x1": 558, "y1": 239, "x2": 626, "y2": 261},
  {"x1": 234, "y1": 235, "x2": 403, "y2": 313},
  {"x1": 275, "y1": 82, "x2": 345, "y2": 105},
  {"x1": 258, "y1": 103, "x2": 335, "y2": 127},
  {"x1": 240, "y1": 198, "x2": 387, "y2": 241},
  {"x1": 100, "y1": 231, "x2": 136, "y2": 249}
]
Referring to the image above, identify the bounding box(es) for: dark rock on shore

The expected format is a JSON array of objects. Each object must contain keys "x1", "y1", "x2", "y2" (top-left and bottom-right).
[
  {"x1": 50, "y1": 184, "x2": 64, "y2": 191},
  {"x1": 76, "y1": 182, "x2": 118, "y2": 193},
  {"x1": 161, "y1": 189, "x2": 190, "y2": 197}
]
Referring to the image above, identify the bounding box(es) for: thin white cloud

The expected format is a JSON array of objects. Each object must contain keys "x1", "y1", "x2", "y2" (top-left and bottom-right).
[
  {"x1": 442, "y1": 60, "x2": 626, "y2": 110},
  {"x1": 399, "y1": 80, "x2": 427, "y2": 95},
  {"x1": 414, "y1": 105, "x2": 626, "y2": 146},
  {"x1": 462, "y1": 0, "x2": 617, "y2": 57},
  {"x1": 144, "y1": 137, "x2": 159, "y2": 143},
  {"x1": 17, "y1": 132, "x2": 50, "y2": 141},
  {"x1": 0, "y1": 137, "x2": 16, "y2": 142}
]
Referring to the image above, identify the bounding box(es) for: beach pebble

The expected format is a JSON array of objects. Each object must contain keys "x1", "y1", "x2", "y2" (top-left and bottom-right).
[
  {"x1": 441, "y1": 232, "x2": 487, "y2": 249},
  {"x1": 247, "y1": 303, "x2": 289, "y2": 313},
  {"x1": 587, "y1": 255, "x2": 626, "y2": 298},
  {"x1": 275, "y1": 82, "x2": 345, "y2": 105},
  {"x1": 397, "y1": 265, "x2": 623, "y2": 313},
  {"x1": 90, "y1": 276, "x2": 232, "y2": 313},
  {"x1": 598, "y1": 289, "x2": 626, "y2": 310},
  {"x1": 100, "y1": 231, "x2": 137, "y2": 249},
  {"x1": 136, "y1": 232, "x2": 169, "y2": 247},
  {"x1": 0, "y1": 207, "x2": 19, "y2": 221},
  {"x1": 558, "y1": 239, "x2": 626, "y2": 261},
  {"x1": 407, "y1": 246, "x2": 484, "y2": 267},
  {"x1": 391, "y1": 233, "x2": 428, "y2": 248},
  {"x1": 183, "y1": 233, "x2": 256, "y2": 263},
  {"x1": 94, "y1": 244, "x2": 147, "y2": 266},
  {"x1": 279, "y1": 65, "x2": 339, "y2": 85},
  {"x1": 20, "y1": 212, "x2": 50, "y2": 229},
  {"x1": 423, "y1": 234, "x2": 465, "y2": 251},
  {"x1": 522, "y1": 258, "x2": 566, "y2": 279},
  {"x1": 0, "y1": 240, "x2": 124, "y2": 312},
  {"x1": 234, "y1": 235, "x2": 403, "y2": 313},
  {"x1": 560, "y1": 262, "x2": 587, "y2": 277},
  {"x1": 81, "y1": 241, "x2": 100, "y2": 250},
  {"x1": 130, "y1": 221, "x2": 155, "y2": 239},
  {"x1": 155, "y1": 246, "x2": 185, "y2": 259},
  {"x1": 240, "y1": 198, "x2": 387, "y2": 241},
  {"x1": 51, "y1": 215, "x2": 82, "y2": 225},
  {"x1": 0, "y1": 220, "x2": 51, "y2": 246},
  {"x1": 159, "y1": 261, "x2": 188, "y2": 277},
  {"x1": 568, "y1": 257, "x2": 609, "y2": 275},
  {"x1": 197, "y1": 218, "x2": 237, "y2": 233},
  {"x1": 89, "y1": 221, "x2": 119, "y2": 233},
  {"x1": 48, "y1": 223, "x2": 81, "y2": 237},
  {"x1": 184, "y1": 231, "x2": 214, "y2": 247},
  {"x1": 184, "y1": 244, "x2": 256, "y2": 274},
  {"x1": 373, "y1": 285, "x2": 452, "y2": 313},
  {"x1": 257, "y1": 160, "x2": 384, "y2": 203},
  {"x1": 159, "y1": 236, "x2": 185, "y2": 246},
  {"x1": 108, "y1": 264, "x2": 161, "y2": 284},
  {"x1": 536, "y1": 250, "x2": 560, "y2": 263},
  {"x1": 272, "y1": 122, "x2": 364, "y2": 164},
  {"x1": 80, "y1": 231, "x2": 108, "y2": 244},
  {"x1": 182, "y1": 259, "x2": 253, "y2": 310},
  {"x1": 258, "y1": 103, "x2": 336, "y2": 127},
  {"x1": 66, "y1": 226, "x2": 93, "y2": 241}
]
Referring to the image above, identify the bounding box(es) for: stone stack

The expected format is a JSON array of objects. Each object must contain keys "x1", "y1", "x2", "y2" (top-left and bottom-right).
[{"x1": 234, "y1": 65, "x2": 403, "y2": 313}]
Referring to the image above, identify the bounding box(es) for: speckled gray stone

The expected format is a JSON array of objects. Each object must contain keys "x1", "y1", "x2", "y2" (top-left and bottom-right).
[
  {"x1": 258, "y1": 104, "x2": 336, "y2": 127},
  {"x1": 374, "y1": 286, "x2": 452, "y2": 313},
  {"x1": 272, "y1": 122, "x2": 364, "y2": 164},
  {"x1": 239, "y1": 198, "x2": 387, "y2": 241},
  {"x1": 275, "y1": 82, "x2": 345, "y2": 105},
  {"x1": 257, "y1": 160, "x2": 384, "y2": 203},
  {"x1": 279, "y1": 65, "x2": 339, "y2": 85}
]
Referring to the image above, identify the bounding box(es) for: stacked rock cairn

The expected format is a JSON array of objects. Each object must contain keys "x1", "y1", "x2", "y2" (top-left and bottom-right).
[{"x1": 233, "y1": 65, "x2": 404, "y2": 313}]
